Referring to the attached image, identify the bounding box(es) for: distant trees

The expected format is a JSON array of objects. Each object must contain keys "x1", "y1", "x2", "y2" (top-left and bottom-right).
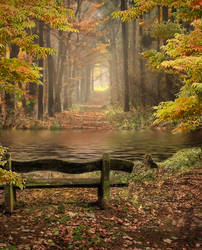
[
  {"x1": 113, "y1": 0, "x2": 202, "y2": 131},
  {"x1": 99, "y1": 1, "x2": 179, "y2": 111},
  {"x1": 0, "y1": 0, "x2": 108, "y2": 126}
]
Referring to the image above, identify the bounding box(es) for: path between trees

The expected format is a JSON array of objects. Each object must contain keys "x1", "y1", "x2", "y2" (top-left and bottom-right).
[{"x1": 49, "y1": 105, "x2": 114, "y2": 130}]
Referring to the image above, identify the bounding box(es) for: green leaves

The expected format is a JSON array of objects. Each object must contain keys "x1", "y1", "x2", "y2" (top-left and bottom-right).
[
  {"x1": 0, "y1": 146, "x2": 24, "y2": 189},
  {"x1": 151, "y1": 21, "x2": 184, "y2": 40},
  {"x1": 142, "y1": 49, "x2": 168, "y2": 71}
]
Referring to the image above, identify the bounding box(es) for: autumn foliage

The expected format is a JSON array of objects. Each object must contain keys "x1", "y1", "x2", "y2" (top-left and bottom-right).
[
  {"x1": 0, "y1": 0, "x2": 75, "y2": 189},
  {"x1": 113, "y1": 0, "x2": 202, "y2": 132},
  {"x1": 0, "y1": 0, "x2": 74, "y2": 93}
]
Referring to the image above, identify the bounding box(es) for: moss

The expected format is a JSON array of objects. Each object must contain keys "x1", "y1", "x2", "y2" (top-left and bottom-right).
[{"x1": 160, "y1": 147, "x2": 202, "y2": 174}]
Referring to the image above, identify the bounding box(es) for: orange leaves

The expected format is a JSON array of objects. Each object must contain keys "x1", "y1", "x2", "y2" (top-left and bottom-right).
[
  {"x1": 191, "y1": 0, "x2": 202, "y2": 8},
  {"x1": 75, "y1": 20, "x2": 97, "y2": 35},
  {"x1": 93, "y1": 2, "x2": 104, "y2": 9},
  {"x1": 17, "y1": 65, "x2": 30, "y2": 74}
]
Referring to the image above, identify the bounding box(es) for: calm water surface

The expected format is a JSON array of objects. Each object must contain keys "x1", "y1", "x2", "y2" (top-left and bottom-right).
[{"x1": 0, "y1": 129, "x2": 201, "y2": 162}]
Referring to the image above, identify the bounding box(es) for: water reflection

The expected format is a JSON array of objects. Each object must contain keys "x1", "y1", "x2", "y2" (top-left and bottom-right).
[{"x1": 0, "y1": 129, "x2": 201, "y2": 162}]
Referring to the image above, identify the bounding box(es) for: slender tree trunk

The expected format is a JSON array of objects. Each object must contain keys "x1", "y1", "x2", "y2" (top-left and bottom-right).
[
  {"x1": 81, "y1": 70, "x2": 86, "y2": 103},
  {"x1": 130, "y1": 20, "x2": 137, "y2": 108},
  {"x1": 63, "y1": 57, "x2": 71, "y2": 110},
  {"x1": 139, "y1": 26, "x2": 146, "y2": 108},
  {"x1": 84, "y1": 66, "x2": 91, "y2": 103},
  {"x1": 162, "y1": 6, "x2": 169, "y2": 22},
  {"x1": 4, "y1": 44, "x2": 19, "y2": 126},
  {"x1": 5, "y1": 44, "x2": 19, "y2": 111},
  {"x1": 121, "y1": 0, "x2": 129, "y2": 112},
  {"x1": 110, "y1": 38, "x2": 120, "y2": 105},
  {"x1": 55, "y1": 32, "x2": 70, "y2": 113},
  {"x1": 162, "y1": 6, "x2": 175, "y2": 100},
  {"x1": 156, "y1": 6, "x2": 162, "y2": 103},
  {"x1": 46, "y1": 26, "x2": 55, "y2": 117},
  {"x1": 38, "y1": 21, "x2": 44, "y2": 120}
]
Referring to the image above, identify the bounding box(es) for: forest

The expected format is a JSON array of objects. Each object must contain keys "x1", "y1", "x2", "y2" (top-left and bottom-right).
[{"x1": 0, "y1": 0, "x2": 202, "y2": 249}]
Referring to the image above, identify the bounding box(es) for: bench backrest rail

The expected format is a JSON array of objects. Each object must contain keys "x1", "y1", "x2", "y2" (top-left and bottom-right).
[{"x1": 11, "y1": 157, "x2": 133, "y2": 174}]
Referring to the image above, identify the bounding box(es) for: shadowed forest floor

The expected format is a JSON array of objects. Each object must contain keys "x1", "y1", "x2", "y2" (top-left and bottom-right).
[{"x1": 0, "y1": 166, "x2": 201, "y2": 249}]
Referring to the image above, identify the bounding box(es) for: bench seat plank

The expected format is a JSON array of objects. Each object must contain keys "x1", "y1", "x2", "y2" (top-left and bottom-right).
[
  {"x1": 0, "y1": 177, "x2": 128, "y2": 189},
  {"x1": 22, "y1": 177, "x2": 128, "y2": 189}
]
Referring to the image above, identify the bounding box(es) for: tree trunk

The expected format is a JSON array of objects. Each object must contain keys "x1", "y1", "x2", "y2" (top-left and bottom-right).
[
  {"x1": 46, "y1": 26, "x2": 55, "y2": 117},
  {"x1": 4, "y1": 44, "x2": 19, "y2": 126},
  {"x1": 110, "y1": 37, "x2": 120, "y2": 105},
  {"x1": 121, "y1": 0, "x2": 129, "y2": 112},
  {"x1": 38, "y1": 21, "x2": 44, "y2": 120},
  {"x1": 139, "y1": 26, "x2": 146, "y2": 108},
  {"x1": 55, "y1": 31, "x2": 70, "y2": 113},
  {"x1": 162, "y1": 7, "x2": 176, "y2": 100}
]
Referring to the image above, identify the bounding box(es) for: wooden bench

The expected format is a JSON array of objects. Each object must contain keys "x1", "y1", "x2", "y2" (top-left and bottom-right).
[{"x1": 0, "y1": 153, "x2": 134, "y2": 213}]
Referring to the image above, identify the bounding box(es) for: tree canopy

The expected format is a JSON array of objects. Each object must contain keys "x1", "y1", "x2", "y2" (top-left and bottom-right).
[{"x1": 0, "y1": 0, "x2": 75, "y2": 94}]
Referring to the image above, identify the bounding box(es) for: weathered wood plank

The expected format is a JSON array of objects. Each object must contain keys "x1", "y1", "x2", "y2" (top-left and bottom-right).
[
  {"x1": 4, "y1": 177, "x2": 127, "y2": 189},
  {"x1": 11, "y1": 158, "x2": 134, "y2": 173},
  {"x1": 4, "y1": 154, "x2": 15, "y2": 213},
  {"x1": 0, "y1": 177, "x2": 128, "y2": 189},
  {"x1": 110, "y1": 158, "x2": 134, "y2": 172},
  {"x1": 98, "y1": 153, "x2": 110, "y2": 209},
  {"x1": 12, "y1": 159, "x2": 102, "y2": 174}
]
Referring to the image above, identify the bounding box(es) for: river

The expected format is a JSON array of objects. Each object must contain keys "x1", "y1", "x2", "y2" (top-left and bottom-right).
[{"x1": 0, "y1": 129, "x2": 201, "y2": 162}]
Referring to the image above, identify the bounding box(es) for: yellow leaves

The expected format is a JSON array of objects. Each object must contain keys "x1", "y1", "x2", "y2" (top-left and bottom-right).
[
  {"x1": 138, "y1": 20, "x2": 145, "y2": 26},
  {"x1": 0, "y1": 57, "x2": 42, "y2": 92},
  {"x1": 153, "y1": 96, "x2": 202, "y2": 132}
]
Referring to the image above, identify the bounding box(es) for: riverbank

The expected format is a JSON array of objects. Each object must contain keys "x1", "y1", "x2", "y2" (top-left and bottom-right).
[
  {"x1": 0, "y1": 147, "x2": 201, "y2": 249},
  {"x1": 0, "y1": 107, "x2": 114, "y2": 130},
  {"x1": 0, "y1": 105, "x2": 164, "y2": 131},
  {"x1": 0, "y1": 104, "x2": 187, "y2": 132}
]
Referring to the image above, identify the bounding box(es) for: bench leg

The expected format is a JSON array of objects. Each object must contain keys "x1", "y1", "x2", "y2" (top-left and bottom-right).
[
  {"x1": 4, "y1": 153, "x2": 15, "y2": 213},
  {"x1": 4, "y1": 184, "x2": 15, "y2": 213},
  {"x1": 98, "y1": 153, "x2": 110, "y2": 209}
]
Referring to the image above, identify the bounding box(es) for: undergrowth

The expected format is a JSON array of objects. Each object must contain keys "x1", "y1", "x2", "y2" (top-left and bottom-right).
[
  {"x1": 159, "y1": 147, "x2": 201, "y2": 174},
  {"x1": 104, "y1": 106, "x2": 153, "y2": 130},
  {"x1": 129, "y1": 147, "x2": 202, "y2": 184}
]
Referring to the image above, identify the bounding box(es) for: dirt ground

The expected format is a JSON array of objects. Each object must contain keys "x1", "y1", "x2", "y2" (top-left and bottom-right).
[{"x1": 0, "y1": 166, "x2": 201, "y2": 250}]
